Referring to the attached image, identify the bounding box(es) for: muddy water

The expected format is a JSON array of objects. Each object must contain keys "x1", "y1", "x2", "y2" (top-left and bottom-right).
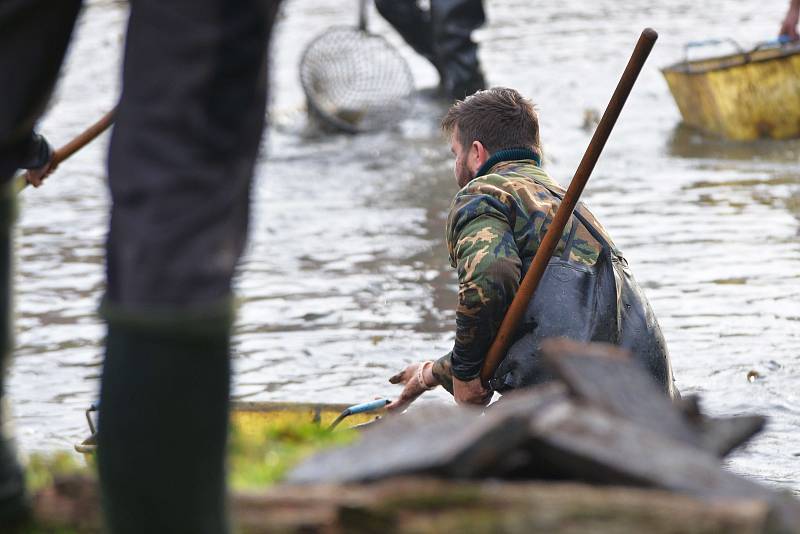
[{"x1": 7, "y1": 0, "x2": 799, "y2": 492}]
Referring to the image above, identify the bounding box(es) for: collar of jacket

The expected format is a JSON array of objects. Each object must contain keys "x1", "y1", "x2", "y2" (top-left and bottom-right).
[{"x1": 475, "y1": 147, "x2": 541, "y2": 178}]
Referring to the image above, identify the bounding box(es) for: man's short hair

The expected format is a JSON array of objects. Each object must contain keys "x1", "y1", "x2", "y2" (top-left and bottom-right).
[{"x1": 441, "y1": 87, "x2": 542, "y2": 157}]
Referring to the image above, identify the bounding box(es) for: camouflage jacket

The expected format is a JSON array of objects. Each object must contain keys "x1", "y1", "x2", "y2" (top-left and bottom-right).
[{"x1": 433, "y1": 148, "x2": 614, "y2": 387}]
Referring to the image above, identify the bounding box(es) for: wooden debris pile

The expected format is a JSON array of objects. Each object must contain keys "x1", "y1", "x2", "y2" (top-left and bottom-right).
[{"x1": 288, "y1": 339, "x2": 800, "y2": 532}]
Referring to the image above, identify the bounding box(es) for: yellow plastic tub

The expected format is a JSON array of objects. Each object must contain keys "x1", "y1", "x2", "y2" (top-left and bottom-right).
[{"x1": 662, "y1": 40, "x2": 800, "y2": 140}]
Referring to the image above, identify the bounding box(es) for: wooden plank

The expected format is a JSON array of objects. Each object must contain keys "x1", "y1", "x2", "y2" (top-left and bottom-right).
[
  {"x1": 541, "y1": 339, "x2": 701, "y2": 448},
  {"x1": 525, "y1": 399, "x2": 800, "y2": 531},
  {"x1": 31, "y1": 475, "x2": 778, "y2": 534},
  {"x1": 696, "y1": 415, "x2": 766, "y2": 457},
  {"x1": 287, "y1": 385, "x2": 567, "y2": 484},
  {"x1": 540, "y1": 340, "x2": 767, "y2": 458}
]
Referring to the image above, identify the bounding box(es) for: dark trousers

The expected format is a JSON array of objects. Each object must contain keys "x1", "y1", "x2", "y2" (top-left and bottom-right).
[
  {"x1": 0, "y1": 0, "x2": 279, "y2": 531},
  {"x1": 375, "y1": 0, "x2": 485, "y2": 97}
]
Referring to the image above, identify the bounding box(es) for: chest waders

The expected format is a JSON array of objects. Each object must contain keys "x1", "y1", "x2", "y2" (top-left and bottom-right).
[
  {"x1": 95, "y1": 0, "x2": 281, "y2": 530},
  {"x1": 490, "y1": 184, "x2": 676, "y2": 398}
]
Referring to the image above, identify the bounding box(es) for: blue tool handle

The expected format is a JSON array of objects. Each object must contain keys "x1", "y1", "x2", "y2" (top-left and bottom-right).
[
  {"x1": 345, "y1": 398, "x2": 390, "y2": 415},
  {"x1": 755, "y1": 35, "x2": 792, "y2": 49}
]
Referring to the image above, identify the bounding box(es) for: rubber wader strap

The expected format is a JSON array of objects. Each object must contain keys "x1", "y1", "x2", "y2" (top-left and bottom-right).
[
  {"x1": 560, "y1": 222, "x2": 578, "y2": 261},
  {"x1": 532, "y1": 178, "x2": 620, "y2": 256}
]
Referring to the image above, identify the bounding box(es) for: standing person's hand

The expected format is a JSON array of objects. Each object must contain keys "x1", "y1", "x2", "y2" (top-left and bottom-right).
[
  {"x1": 780, "y1": 5, "x2": 800, "y2": 40},
  {"x1": 452, "y1": 376, "x2": 492, "y2": 406},
  {"x1": 387, "y1": 360, "x2": 438, "y2": 412},
  {"x1": 25, "y1": 157, "x2": 54, "y2": 188}
]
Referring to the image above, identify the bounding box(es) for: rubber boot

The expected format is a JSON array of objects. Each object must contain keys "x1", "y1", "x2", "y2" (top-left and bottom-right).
[
  {"x1": 0, "y1": 182, "x2": 30, "y2": 529},
  {"x1": 97, "y1": 304, "x2": 233, "y2": 534}
]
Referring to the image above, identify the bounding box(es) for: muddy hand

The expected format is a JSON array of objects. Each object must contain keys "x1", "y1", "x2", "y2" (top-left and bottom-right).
[
  {"x1": 453, "y1": 376, "x2": 492, "y2": 406},
  {"x1": 386, "y1": 360, "x2": 438, "y2": 412}
]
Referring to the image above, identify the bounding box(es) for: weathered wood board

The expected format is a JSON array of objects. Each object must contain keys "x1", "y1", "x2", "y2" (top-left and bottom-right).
[{"x1": 31, "y1": 475, "x2": 782, "y2": 534}]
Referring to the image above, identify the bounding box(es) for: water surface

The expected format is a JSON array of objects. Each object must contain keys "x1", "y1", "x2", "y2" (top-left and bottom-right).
[{"x1": 8, "y1": 0, "x2": 799, "y2": 493}]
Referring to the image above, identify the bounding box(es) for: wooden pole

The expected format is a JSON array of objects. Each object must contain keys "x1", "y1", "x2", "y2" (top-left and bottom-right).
[
  {"x1": 479, "y1": 28, "x2": 659, "y2": 386},
  {"x1": 15, "y1": 107, "x2": 116, "y2": 193}
]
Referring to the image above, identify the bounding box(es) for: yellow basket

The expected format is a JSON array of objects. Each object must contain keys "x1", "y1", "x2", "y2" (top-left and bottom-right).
[
  {"x1": 662, "y1": 39, "x2": 800, "y2": 140},
  {"x1": 73, "y1": 400, "x2": 386, "y2": 460}
]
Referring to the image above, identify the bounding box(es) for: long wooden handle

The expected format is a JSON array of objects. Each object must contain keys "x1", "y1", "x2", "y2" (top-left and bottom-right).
[
  {"x1": 51, "y1": 107, "x2": 116, "y2": 166},
  {"x1": 14, "y1": 107, "x2": 116, "y2": 193},
  {"x1": 479, "y1": 28, "x2": 658, "y2": 387}
]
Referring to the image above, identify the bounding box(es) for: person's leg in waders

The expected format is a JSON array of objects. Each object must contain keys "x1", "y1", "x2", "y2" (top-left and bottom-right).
[
  {"x1": 96, "y1": 1, "x2": 280, "y2": 533},
  {"x1": 0, "y1": 0, "x2": 83, "y2": 527},
  {"x1": 375, "y1": 0, "x2": 485, "y2": 99},
  {"x1": 374, "y1": 0, "x2": 437, "y2": 66},
  {"x1": 430, "y1": 0, "x2": 486, "y2": 99}
]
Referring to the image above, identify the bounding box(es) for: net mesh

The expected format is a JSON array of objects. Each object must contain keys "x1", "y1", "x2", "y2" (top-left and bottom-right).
[{"x1": 300, "y1": 27, "x2": 414, "y2": 133}]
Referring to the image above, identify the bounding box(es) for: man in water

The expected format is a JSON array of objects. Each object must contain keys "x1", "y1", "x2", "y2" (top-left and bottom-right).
[
  {"x1": 388, "y1": 88, "x2": 677, "y2": 409},
  {"x1": 375, "y1": 0, "x2": 486, "y2": 99},
  {"x1": 0, "y1": 0, "x2": 280, "y2": 532}
]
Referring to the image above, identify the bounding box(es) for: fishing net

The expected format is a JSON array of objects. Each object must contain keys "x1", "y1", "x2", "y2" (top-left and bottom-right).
[{"x1": 300, "y1": 26, "x2": 414, "y2": 133}]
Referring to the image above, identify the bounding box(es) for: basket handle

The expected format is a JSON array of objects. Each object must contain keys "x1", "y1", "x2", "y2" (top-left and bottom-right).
[
  {"x1": 85, "y1": 403, "x2": 99, "y2": 435},
  {"x1": 684, "y1": 38, "x2": 744, "y2": 62},
  {"x1": 358, "y1": 0, "x2": 368, "y2": 32}
]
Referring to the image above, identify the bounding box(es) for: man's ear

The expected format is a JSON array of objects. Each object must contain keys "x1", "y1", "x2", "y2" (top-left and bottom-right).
[{"x1": 470, "y1": 140, "x2": 489, "y2": 172}]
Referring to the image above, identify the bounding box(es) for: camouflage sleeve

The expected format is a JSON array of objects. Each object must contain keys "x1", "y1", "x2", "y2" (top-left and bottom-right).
[
  {"x1": 448, "y1": 196, "x2": 521, "y2": 381},
  {"x1": 19, "y1": 133, "x2": 53, "y2": 170},
  {"x1": 432, "y1": 352, "x2": 454, "y2": 395}
]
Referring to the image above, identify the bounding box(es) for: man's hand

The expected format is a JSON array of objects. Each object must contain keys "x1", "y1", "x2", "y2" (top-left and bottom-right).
[
  {"x1": 386, "y1": 361, "x2": 439, "y2": 412},
  {"x1": 452, "y1": 376, "x2": 492, "y2": 406},
  {"x1": 25, "y1": 158, "x2": 54, "y2": 188}
]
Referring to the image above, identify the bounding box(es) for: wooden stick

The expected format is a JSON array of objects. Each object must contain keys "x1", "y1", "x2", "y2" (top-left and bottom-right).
[
  {"x1": 14, "y1": 107, "x2": 117, "y2": 193},
  {"x1": 479, "y1": 28, "x2": 659, "y2": 387}
]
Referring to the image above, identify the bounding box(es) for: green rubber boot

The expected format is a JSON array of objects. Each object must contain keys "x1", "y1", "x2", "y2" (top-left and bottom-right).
[
  {"x1": 97, "y1": 303, "x2": 233, "y2": 534},
  {"x1": 0, "y1": 182, "x2": 30, "y2": 528}
]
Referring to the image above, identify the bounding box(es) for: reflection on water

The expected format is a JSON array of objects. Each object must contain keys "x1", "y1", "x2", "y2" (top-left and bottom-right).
[
  {"x1": 7, "y1": 0, "x2": 800, "y2": 493},
  {"x1": 668, "y1": 123, "x2": 800, "y2": 162}
]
